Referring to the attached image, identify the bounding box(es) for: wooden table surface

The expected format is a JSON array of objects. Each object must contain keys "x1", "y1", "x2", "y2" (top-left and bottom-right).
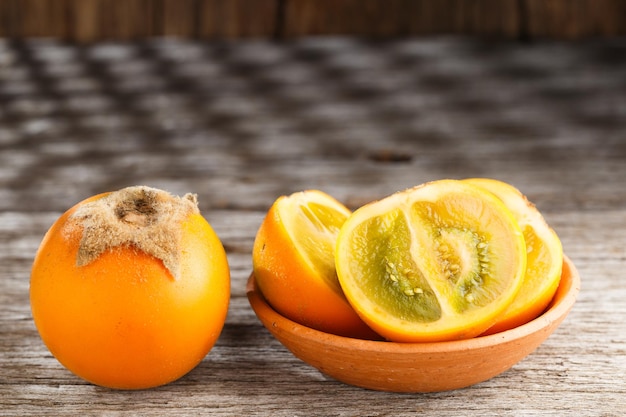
[{"x1": 1, "y1": 36, "x2": 625, "y2": 416}]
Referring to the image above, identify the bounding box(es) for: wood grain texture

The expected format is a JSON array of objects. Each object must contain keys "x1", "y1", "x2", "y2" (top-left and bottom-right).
[
  {"x1": 283, "y1": 0, "x2": 521, "y2": 37},
  {"x1": 10, "y1": 0, "x2": 69, "y2": 38},
  {"x1": 68, "y1": 0, "x2": 101, "y2": 43},
  {"x1": 0, "y1": 0, "x2": 624, "y2": 40},
  {"x1": 525, "y1": 0, "x2": 626, "y2": 38},
  {"x1": 197, "y1": 0, "x2": 279, "y2": 38},
  {"x1": 98, "y1": 0, "x2": 158, "y2": 40},
  {"x1": 161, "y1": 0, "x2": 198, "y2": 38},
  {"x1": 1, "y1": 37, "x2": 625, "y2": 416}
]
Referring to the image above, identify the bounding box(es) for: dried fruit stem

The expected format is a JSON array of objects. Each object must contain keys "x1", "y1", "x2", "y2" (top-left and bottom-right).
[{"x1": 65, "y1": 186, "x2": 199, "y2": 280}]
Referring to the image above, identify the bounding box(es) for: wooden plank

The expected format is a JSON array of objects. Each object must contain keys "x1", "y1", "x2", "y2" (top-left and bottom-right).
[
  {"x1": 12, "y1": 0, "x2": 69, "y2": 38},
  {"x1": 525, "y1": 0, "x2": 626, "y2": 38},
  {"x1": 282, "y1": 0, "x2": 410, "y2": 37},
  {"x1": 0, "y1": 0, "x2": 17, "y2": 37},
  {"x1": 67, "y1": 0, "x2": 159, "y2": 42},
  {"x1": 283, "y1": 0, "x2": 520, "y2": 38},
  {"x1": 460, "y1": 0, "x2": 520, "y2": 36},
  {"x1": 100, "y1": 0, "x2": 158, "y2": 40},
  {"x1": 402, "y1": 0, "x2": 462, "y2": 35},
  {"x1": 197, "y1": 0, "x2": 278, "y2": 38},
  {"x1": 0, "y1": 0, "x2": 625, "y2": 40},
  {"x1": 68, "y1": 0, "x2": 101, "y2": 43},
  {"x1": 161, "y1": 0, "x2": 198, "y2": 37}
]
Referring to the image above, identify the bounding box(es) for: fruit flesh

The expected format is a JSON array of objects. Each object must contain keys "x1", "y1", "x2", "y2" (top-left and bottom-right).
[
  {"x1": 284, "y1": 199, "x2": 347, "y2": 296},
  {"x1": 336, "y1": 180, "x2": 527, "y2": 342},
  {"x1": 349, "y1": 208, "x2": 442, "y2": 323}
]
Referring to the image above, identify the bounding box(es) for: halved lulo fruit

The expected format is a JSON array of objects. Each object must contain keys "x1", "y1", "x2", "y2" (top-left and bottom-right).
[
  {"x1": 335, "y1": 180, "x2": 527, "y2": 342},
  {"x1": 252, "y1": 190, "x2": 380, "y2": 339},
  {"x1": 463, "y1": 178, "x2": 563, "y2": 335}
]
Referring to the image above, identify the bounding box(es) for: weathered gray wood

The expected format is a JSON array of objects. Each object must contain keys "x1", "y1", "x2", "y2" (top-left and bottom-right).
[{"x1": 1, "y1": 37, "x2": 625, "y2": 416}]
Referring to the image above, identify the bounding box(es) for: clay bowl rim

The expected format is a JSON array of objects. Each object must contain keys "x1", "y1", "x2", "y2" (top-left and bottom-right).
[{"x1": 246, "y1": 255, "x2": 580, "y2": 356}]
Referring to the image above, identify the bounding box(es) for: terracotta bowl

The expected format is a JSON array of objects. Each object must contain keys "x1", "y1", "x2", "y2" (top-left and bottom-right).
[{"x1": 246, "y1": 256, "x2": 580, "y2": 392}]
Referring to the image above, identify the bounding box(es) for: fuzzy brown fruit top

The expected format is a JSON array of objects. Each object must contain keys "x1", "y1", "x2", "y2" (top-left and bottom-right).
[{"x1": 63, "y1": 186, "x2": 199, "y2": 280}]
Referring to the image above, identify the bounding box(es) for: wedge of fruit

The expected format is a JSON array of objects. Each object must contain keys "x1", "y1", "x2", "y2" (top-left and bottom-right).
[
  {"x1": 252, "y1": 190, "x2": 379, "y2": 339},
  {"x1": 335, "y1": 180, "x2": 527, "y2": 342},
  {"x1": 463, "y1": 178, "x2": 563, "y2": 335}
]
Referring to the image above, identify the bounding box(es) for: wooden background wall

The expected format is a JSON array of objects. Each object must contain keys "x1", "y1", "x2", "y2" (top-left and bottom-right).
[{"x1": 0, "y1": 0, "x2": 624, "y2": 42}]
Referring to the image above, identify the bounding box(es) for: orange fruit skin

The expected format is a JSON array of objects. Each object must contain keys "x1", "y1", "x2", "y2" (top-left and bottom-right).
[
  {"x1": 30, "y1": 193, "x2": 230, "y2": 390},
  {"x1": 253, "y1": 198, "x2": 380, "y2": 340}
]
